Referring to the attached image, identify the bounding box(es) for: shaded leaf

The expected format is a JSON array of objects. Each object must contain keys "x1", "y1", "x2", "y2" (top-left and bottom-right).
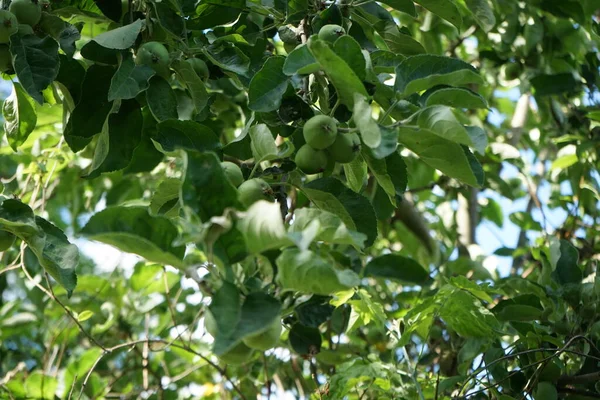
[
  {"x1": 108, "y1": 53, "x2": 155, "y2": 101},
  {"x1": 10, "y1": 34, "x2": 60, "y2": 104},
  {"x1": 248, "y1": 56, "x2": 289, "y2": 112},
  {"x1": 308, "y1": 37, "x2": 367, "y2": 108},
  {"x1": 276, "y1": 248, "x2": 360, "y2": 295},
  {"x1": 2, "y1": 82, "x2": 37, "y2": 151},
  {"x1": 365, "y1": 254, "x2": 431, "y2": 285},
  {"x1": 395, "y1": 55, "x2": 483, "y2": 96},
  {"x1": 81, "y1": 206, "x2": 185, "y2": 268}
]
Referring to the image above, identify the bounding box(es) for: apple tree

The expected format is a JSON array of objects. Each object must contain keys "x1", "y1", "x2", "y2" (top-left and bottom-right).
[{"x1": 0, "y1": 0, "x2": 599, "y2": 398}]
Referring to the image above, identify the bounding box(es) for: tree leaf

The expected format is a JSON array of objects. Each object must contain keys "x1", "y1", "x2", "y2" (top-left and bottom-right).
[
  {"x1": 86, "y1": 100, "x2": 143, "y2": 178},
  {"x1": 308, "y1": 37, "x2": 367, "y2": 108},
  {"x1": 343, "y1": 155, "x2": 368, "y2": 193},
  {"x1": 276, "y1": 248, "x2": 360, "y2": 295},
  {"x1": 531, "y1": 73, "x2": 579, "y2": 96},
  {"x1": 353, "y1": 94, "x2": 381, "y2": 148},
  {"x1": 289, "y1": 323, "x2": 322, "y2": 356},
  {"x1": 364, "y1": 254, "x2": 431, "y2": 285},
  {"x1": 405, "y1": 106, "x2": 481, "y2": 149},
  {"x1": 381, "y1": 23, "x2": 426, "y2": 56},
  {"x1": 465, "y1": 0, "x2": 496, "y2": 32},
  {"x1": 288, "y1": 208, "x2": 367, "y2": 249},
  {"x1": 150, "y1": 178, "x2": 181, "y2": 218},
  {"x1": 305, "y1": 177, "x2": 378, "y2": 246},
  {"x1": 439, "y1": 289, "x2": 500, "y2": 338},
  {"x1": 146, "y1": 76, "x2": 178, "y2": 121},
  {"x1": 248, "y1": 56, "x2": 289, "y2": 112},
  {"x1": 213, "y1": 291, "x2": 281, "y2": 355},
  {"x1": 92, "y1": 19, "x2": 144, "y2": 49},
  {"x1": 0, "y1": 198, "x2": 78, "y2": 296},
  {"x1": 249, "y1": 123, "x2": 294, "y2": 162},
  {"x1": 123, "y1": 108, "x2": 164, "y2": 174},
  {"x1": 81, "y1": 206, "x2": 185, "y2": 268},
  {"x1": 333, "y1": 35, "x2": 367, "y2": 81},
  {"x1": 237, "y1": 201, "x2": 291, "y2": 254},
  {"x1": 2, "y1": 82, "x2": 37, "y2": 151},
  {"x1": 362, "y1": 149, "x2": 396, "y2": 205},
  {"x1": 64, "y1": 65, "x2": 115, "y2": 152},
  {"x1": 422, "y1": 86, "x2": 488, "y2": 109},
  {"x1": 397, "y1": 126, "x2": 482, "y2": 186},
  {"x1": 378, "y1": 0, "x2": 416, "y2": 16},
  {"x1": 182, "y1": 152, "x2": 242, "y2": 219},
  {"x1": 552, "y1": 239, "x2": 582, "y2": 285},
  {"x1": 10, "y1": 34, "x2": 60, "y2": 104},
  {"x1": 154, "y1": 120, "x2": 221, "y2": 153},
  {"x1": 283, "y1": 44, "x2": 319, "y2": 76},
  {"x1": 414, "y1": 0, "x2": 462, "y2": 30},
  {"x1": 172, "y1": 60, "x2": 209, "y2": 114},
  {"x1": 495, "y1": 305, "x2": 543, "y2": 321},
  {"x1": 108, "y1": 53, "x2": 155, "y2": 101},
  {"x1": 208, "y1": 281, "x2": 241, "y2": 338},
  {"x1": 38, "y1": 13, "x2": 81, "y2": 57},
  {"x1": 395, "y1": 55, "x2": 483, "y2": 96},
  {"x1": 203, "y1": 41, "x2": 250, "y2": 76}
]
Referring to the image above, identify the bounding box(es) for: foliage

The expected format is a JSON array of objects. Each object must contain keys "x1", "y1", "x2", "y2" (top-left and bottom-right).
[{"x1": 0, "y1": 0, "x2": 599, "y2": 399}]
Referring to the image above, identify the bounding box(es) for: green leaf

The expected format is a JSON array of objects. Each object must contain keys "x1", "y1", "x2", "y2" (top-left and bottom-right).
[
  {"x1": 405, "y1": 106, "x2": 482, "y2": 150},
  {"x1": 333, "y1": 35, "x2": 366, "y2": 81},
  {"x1": 2, "y1": 82, "x2": 37, "y2": 151},
  {"x1": 414, "y1": 0, "x2": 462, "y2": 30},
  {"x1": 381, "y1": 23, "x2": 426, "y2": 56},
  {"x1": 10, "y1": 34, "x2": 60, "y2": 104},
  {"x1": 439, "y1": 289, "x2": 499, "y2": 338},
  {"x1": 395, "y1": 55, "x2": 483, "y2": 96},
  {"x1": 108, "y1": 53, "x2": 155, "y2": 101},
  {"x1": 378, "y1": 0, "x2": 416, "y2": 16},
  {"x1": 370, "y1": 125, "x2": 399, "y2": 159},
  {"x1": 531, "y1": 73, "x2": 579, "y2": 96},
  {"x1": 150, "y1": 178, "x2": 181, "y2": 218},
  {"x1": 307, "y1": 37, "x2": 367, "y2": 108},
  {"x1": 30, "y1": 217, "x2": 79, "y2": 297},
  {"x1": 353, "y1": 94, "x2": 381, "y2": 148},
  {"x1": 343, "y1": 155, "x2": 368, "y2": 193},
  {"x1": 289, "y1": 323, "x2": 322, "y2": 356},
  {"x1": 213, "y1": 291, "x2": 282, "y2": 355},
  {"x1": 305, "y1": 177, "x2": 378, "y2": 247},
  {"x1": 495, "y1": 305, "x2": 543, "y2": 321},
  {"x1": 38, "y1": 13, "x2": 81, "y2": 57},
  {"x1": 364, "y1": 254, "x2": 431, "y2": 285},
  {"x1": 146, "y1": 76, "x2": 178, "y2": 121},
  {"x1": 283, "y1": 44, "x2": 319, "y2": 76},
  {"x1": 182, "y1": 152, "x2": 242, "y2": 219},
  {"x1": 465, "y1": 0, "x2": 496, "y2": 32},
  {"x1": 81, "y1": 206, "x2": 185, "y2": 268},
  {"x1": 276, "y1": 248, "x2": 360, "y2": 295},
  {"x1": 237, "y1": 201, "x2": 291, "y2": 254},
  {"x1": 249, "y1": 123, "x2": 294, "y2": 162},
  {"x1": 154, "y1": 120, "x2": 221, "y2": 153},
  {"x1": 248, "y1": 56, "x2": 289, "y2": 112},
  {"x1": 385, "y1": 151, "x2": 408, "y2": 194},
  {"x1": 362, "y1": 149, "x2": 396, "y2": 205},
  {"x1": 172, "y1": 60, "x2": 209, "y2": 114},
  {"x1": 288, "y1": 208, "x2": 367, "y2": 249},
  {"x1": 92, "y1": 19, "x2": 144, "y2": 49},
  {"x1": 25, "y1": 372, "x2": 58, "y2": 400},
  {"x1": 552, "y1": 239, "x2": 582, "y2": 285},
  {"x1": 64, "y1": 65, "x2": 115, "y2": 152},
  {"x1": 0, "y1": 198, "x2": 78, "y2": 296},
  {"x1": 397, "y1": 126, "x2": 482, "y2": 186},
  {"x1": 124, "y1": 108, "x2": 164, "y2": 174},
  {"x1": 203, "y1": 42, "x2": 250, "y2": 76},
  {"x1": 208, "y1": 281, "x2": 241, "y2": 338},
  {"x1": 86, "y1": 100, "x2": 143, "y2": 178},
  {"x1": 423, "y1": 86, "x2": 488, "y2": 109}
]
